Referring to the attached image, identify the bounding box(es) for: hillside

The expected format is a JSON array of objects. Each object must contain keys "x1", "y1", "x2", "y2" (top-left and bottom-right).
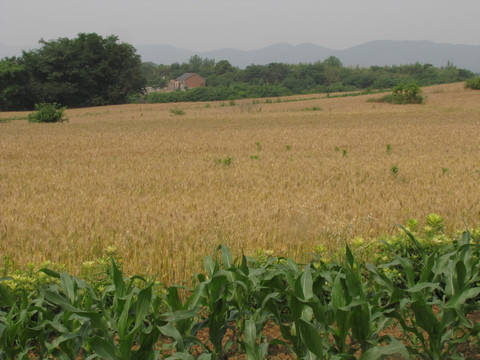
[{"x1": 136, "y1": 40, "x2": 480, "y2": 72}]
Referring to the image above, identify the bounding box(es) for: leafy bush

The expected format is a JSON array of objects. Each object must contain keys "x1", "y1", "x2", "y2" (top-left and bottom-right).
[
  {"x1": 379, "y1": 83, "x2": 424, "y2": 104},
  {"x1": 27, "y1": 102, "x2": 68, "y2": 123},
  {"x1": 465, "y1": 77, "x2": 480, "y2": 90}
]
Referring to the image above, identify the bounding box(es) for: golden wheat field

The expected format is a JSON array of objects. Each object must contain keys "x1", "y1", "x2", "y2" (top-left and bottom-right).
[{"x1": 1, "y1": 82, "x2": 480, "y2": 284}]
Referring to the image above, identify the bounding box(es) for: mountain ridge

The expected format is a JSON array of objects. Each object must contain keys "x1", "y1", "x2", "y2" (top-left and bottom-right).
[
  {"x1": 137, "y1": 40, "x2": 480, "y2": 73},
  {"x1": 2, "y1": 40, "x2": 479, "y2": 73}
]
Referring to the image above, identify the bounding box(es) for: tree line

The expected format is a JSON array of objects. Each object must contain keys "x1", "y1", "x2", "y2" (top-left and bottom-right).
[{"x1": 0, "y1": 33, "x2": 476, "y2": 110}]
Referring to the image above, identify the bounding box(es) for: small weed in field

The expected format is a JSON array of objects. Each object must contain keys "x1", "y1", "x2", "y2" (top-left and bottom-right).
[
  {"x1": 216, "y1": 157, "x2": 233, "y2": 167},
  {"x1": 205, "y1": 103, "x2": 211, "y2": 108},
  {"x1": 229, "y1": 100, "x2": 236, "y2": 106},
  {"x1": 390, "y1": 165, "x2": 399, "y2": 176},
  {"x1": 334, "y1": 146, "x2": 340, "y2": 152},
  {"x1": 256, "y1": 141, "x2": 262, "y2": 152},
  {"x1": 286, "y1": 145, "x2": 291, "y2": 151},
  {"x1": 386, "y1": 144, "x2": 392, "y2": 155},
  {"x1": 265, "y1": 99, "x2": 272, "y2": 104},
  {"x1": 250, "y1": 155, "x2": 259, "y2": 160},
  {"x1": 170, "y1": 108, "x2": 185, "y2": 115},
  {"x1": 442, "y1": 167, "x2": 448, "y2": 174},
  {"x1": 342, "y1": 149, "x2": 348, "y2": 157},
  {"x1": 303, "y1": 106, "x2": 322, "y2": 111}
]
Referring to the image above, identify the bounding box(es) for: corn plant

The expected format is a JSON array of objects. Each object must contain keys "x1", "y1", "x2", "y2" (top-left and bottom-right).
[
  {"x1": 37, "y1": 260, "x2": 162, "y2": 360},
  {"x1": 324, "y1": 246, "x2": 409, "y2": 359},
  {"x1": 380, "y1": 228, "x2": 480, "y2": 359},
  {"x1": 263, "y1": 261, "x2": 328, "y2": 359},
  {"x1": 88, "y1": 260, "x2": 161, "y2": 360},
  {"x1": 0, "y1": 287, "x2": 39, "y2": 360}
]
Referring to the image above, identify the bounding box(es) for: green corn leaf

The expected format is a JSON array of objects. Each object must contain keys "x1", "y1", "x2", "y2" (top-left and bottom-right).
[
  {"x1": 298, "y1": 318, "x2": 323, "y2": 358},
  {"x1": 60, "y1": 272, "x2": 76, "y2": 304},
  {"x1": 360, "y1": 336, "x2": 411, "y2": 359},
  {"x1": 345, "y1": 244, "x2": 355, "y2": 268},
  {"x1": 89, "y1": 336, "x2": 121, "y2": 360},
  {"x1": 338, "y1": 297, "x2": 367, "y2": 312},
  {"x1": 380, "y1": 240, "x2": 416, "y2": 287},
  {"x1": 197, "y1": 355, "x2": 213, "y2": 360},
  {"x1": 39, "y1": 268, "x2": 61, "y2": 278},
  {"x1": 411, "y1": 300, "x2": 438, "y2": 335},
  {"x1": 205, "y1": 255, "x2": 215, "y2": 277},
  {"x1": 46, "y1": 332, "x2": 78, "y2": 353},
  {"x1": 447, "y1": 287, "x2": 480, "y2": 308},
  {"x1": 331, "y1": 275, "x2": 346, "y2": 312},
  {"x1": 117, "y1": 292, "x2": 134, "y2": 338},
  {"x1": 351, "y1": 304, "x2": 371, "y2": 344},
  {"x1": 0, "y1": 283, "x2": 13, "y2": 307},
  {"x1": 165, "y1": 309, "x2": 198, "y2": 322},
  {"x1": 220, "y1": 245, "x2": 233, "y2": 268},
  {"x1": 454, "y1": 260, "x2": 467, "y2": 294},
  {"x1": 130, "y1": 284, "x2": 152, "y2": 334},
  {"x1": 43, "y1": 290, "x2": 81, "y2": 313},
  {"x1": 301, "y1": 264, "x2": 314, "y2": 301},
  {"x1": 187, "y1": 281, "x2": 206, "y2": 309},
  {"x1": 419, "y1": 252, "x2": 436, "y2": 283},
  {"x1": 398, "y1": 225, "x2": 424, "y2": 253},
  {"x1": 244, "y1": 319, "x2": 261, "y2": 360},
  {"x1": 111, "y1": 259, "x2": 126, "y2": 299},
  {"x1": 406, "y1": 282, "x2": 441, "y2": 293},
  {"x1": 166, "y1": 286, "x2": 184, "y2": 311},
  {"x1": 159, "y1": 322, "x2": 185, "y2": 352},
  {"x1": 366, "y1": 263, "x2": 394, "y2": 293}
]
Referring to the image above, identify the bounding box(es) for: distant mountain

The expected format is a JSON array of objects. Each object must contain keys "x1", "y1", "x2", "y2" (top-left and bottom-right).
[
  {"x1": 3, "y1": 40, "x2": 479, "y2": 73},
  {"x1": 137, "y1": 40, "x2": 480, "y2": 73},
  {"x1": 338, "y1": 40, "x2": 480, "y2": 73}
]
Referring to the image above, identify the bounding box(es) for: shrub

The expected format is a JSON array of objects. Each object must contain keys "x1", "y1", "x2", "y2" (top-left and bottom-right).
[
  {"x1": 379, "y1": 83, "x2": 424, "y2": 104},
  {"x1": 27, "y1": 102, "x2": 68, "y2": 123},
  {"x1": 465, "y1": 77, "x2": 480, "y2": 90}
]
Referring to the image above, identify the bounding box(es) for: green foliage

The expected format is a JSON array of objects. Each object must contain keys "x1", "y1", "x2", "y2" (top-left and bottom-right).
[
  {"x1": 27, "y1": 102, "x2": 68, "y2": 123},
  {"x1": 464, "y1": 77, "x2": 480, "y2": 90},
  {"x1": 380, "y1": 83, "x2": 424, "y2": 104},
  {"x1": 0, "y1": 33, "x2": 145, "y2": 110},
  {"x1": 0, "y1": 57, "x2": 28, "y2": 110}
]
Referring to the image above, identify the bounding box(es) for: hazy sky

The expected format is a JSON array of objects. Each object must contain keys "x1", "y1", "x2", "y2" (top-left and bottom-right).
[{"x1": 2, "y1": 0, "x2": 480, "y2": 51}]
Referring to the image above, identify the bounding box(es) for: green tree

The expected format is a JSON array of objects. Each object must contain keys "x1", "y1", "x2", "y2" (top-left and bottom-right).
[
  {"x1": 14, "y1": 33, "x2": 145, "y2": 109},
  {"x1": 0, "y1": 57, "x2": 31, "y2": 110}
]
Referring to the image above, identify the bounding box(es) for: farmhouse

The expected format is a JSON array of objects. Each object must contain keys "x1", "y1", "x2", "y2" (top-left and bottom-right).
[{"x1": 169, "y1": 73, "x2": 206, "y2": 91}]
